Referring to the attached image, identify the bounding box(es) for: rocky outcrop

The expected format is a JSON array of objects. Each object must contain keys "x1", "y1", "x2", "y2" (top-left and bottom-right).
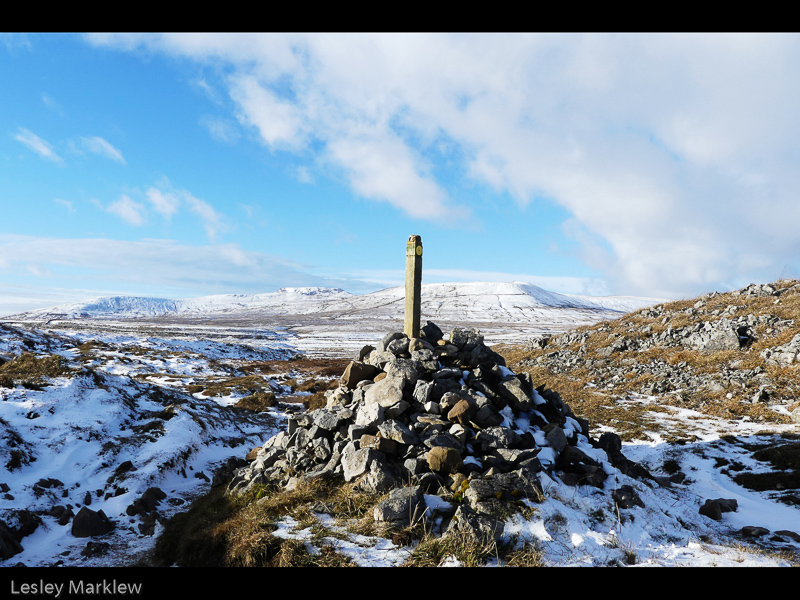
[
  {"x1": 762, "y1": 333, "x2": 800, "y2": 366},
  {"x1": 227, "y1": 322, "x2": 650, "y2": 542},
  {"x1": 522, "y1": 280, "x2": 800, "y2": 409}
]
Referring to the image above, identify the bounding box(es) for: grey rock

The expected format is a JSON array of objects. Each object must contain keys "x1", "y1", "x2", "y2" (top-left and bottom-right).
[
  {"x1": 386, "y1": 337, "x2": 410, "y2": 357},
  {"x1": 449, "y1": 328, "x2": 484, "y2": 352},
  {"x1": 378, "y1": 419, "x2": 419, "y2": 445},
  {"x1": 383, "y1": 358, "x2": 421, "y2": 388},
  {"x1": 373, "y1": 485, "x2": 426, "y2": 527},
  {"x1": 355, "y1": 402, "x2": 385, "y2": 431},
  {"x1": 356, "y1": 454, "x2": 401, "y2": 494},
  {"x1": 378, "y1": 332, "x2": 407, "y2": 353},
  {"x1": 446, "y1": 505, "x2": 504, "y2": 543},
  {"x1": 340, "y1": 443, "x2": 378, "y2": 482},
  {"x1": 496, "y1": 378, "x2": 533, "y2": 411},
  {"x1": 741, "y1": 525, "x2": 770, "y2": 537},
  {"x1": 544, "y1": 426, "x2": 568, "y2": 454},
  {"x1": 364, "y1": 375, "x2": 405, "y2": 408},
  {"x1": 475, "y1": 426, "x2": 521, "y2": 452}
]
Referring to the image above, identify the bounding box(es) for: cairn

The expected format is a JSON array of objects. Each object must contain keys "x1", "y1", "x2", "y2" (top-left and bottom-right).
[{"x1": 226, "y1": 321, "x2": 649, "y2": 541}]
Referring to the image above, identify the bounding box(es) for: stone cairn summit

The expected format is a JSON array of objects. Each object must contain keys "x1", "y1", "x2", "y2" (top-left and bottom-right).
[{"x1": 226, "y1": 321, "x2": 650, "y2": 541}]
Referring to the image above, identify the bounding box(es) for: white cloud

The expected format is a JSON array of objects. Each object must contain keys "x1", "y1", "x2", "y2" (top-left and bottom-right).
[
  {"x1": 80, "y1": 136, "x2": 126, "y2": 164},
  {"x1": 107, "y1": 195, "x2": 146, "y2": 226},
  {"x1": 85, "y1": 32, "x2": 800, "y2": 298},
  {"x1": 183, "y1": 192, "x2": 226, "y2": 242},
  {"x1": 14, "y1": 128, "x2": 63, "y2": 164},
  {"x1": 41, "y1": 94, "x2": 63, "y2": 114},
  {"x1": 145, "y1": 187, "x2": 181, "y2": 219},
  {"x1": 145, "y1": 178, "x2": 227, "y2": 241},
  {"x1": 53, "y1": 198, "x2": 75, "y2": 213},
  {"x1": 0, "y1": 235, "x2": 349, "y2": 313},
  {"x1": 200, "y1": 115, "x2": 240, "y2": 144}
]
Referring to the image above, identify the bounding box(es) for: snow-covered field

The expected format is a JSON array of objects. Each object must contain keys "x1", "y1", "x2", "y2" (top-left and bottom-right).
[{"x1": 1, "y1": 283, "x2": 799, "y2": 569}]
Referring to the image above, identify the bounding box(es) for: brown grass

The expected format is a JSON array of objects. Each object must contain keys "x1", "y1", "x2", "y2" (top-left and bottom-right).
[
  {"x1": 151, "y1": 476, "x2": 380, "y2": 567},
  {"x1": 0, "y1": 353, "x2": 71, "y2": 386}
]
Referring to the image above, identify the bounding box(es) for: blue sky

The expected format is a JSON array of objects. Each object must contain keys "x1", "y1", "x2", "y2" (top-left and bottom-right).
[{"x1": 2, "y1": 33, "x2": 800, "y2": 315}]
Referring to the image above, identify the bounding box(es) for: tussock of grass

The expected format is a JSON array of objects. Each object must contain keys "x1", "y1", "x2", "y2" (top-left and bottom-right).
[
  {"x1": 235, "y1": 391, "x2": 277, "y2": 412},
  {"x1": 0, "y1": 353, "x2": 71, "y2": 386}
]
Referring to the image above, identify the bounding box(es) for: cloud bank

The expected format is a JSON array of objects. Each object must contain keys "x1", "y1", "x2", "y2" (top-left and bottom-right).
[
  {"x1": 0, "y1": 234, "x2": 349, "y2": 315},
  {"x1": 85, "y1": 33, "x2": 800, "y2": 298}
]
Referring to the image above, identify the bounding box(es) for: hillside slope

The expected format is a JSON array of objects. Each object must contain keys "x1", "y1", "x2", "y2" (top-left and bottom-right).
[{"x1": 502, "y1": 279, "x2": 800, "y2": 438}]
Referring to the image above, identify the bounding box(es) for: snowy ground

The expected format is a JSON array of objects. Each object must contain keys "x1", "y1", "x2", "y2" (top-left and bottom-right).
[{"x1": 1, "y1": 319, "x2": 799, "y2": 569}]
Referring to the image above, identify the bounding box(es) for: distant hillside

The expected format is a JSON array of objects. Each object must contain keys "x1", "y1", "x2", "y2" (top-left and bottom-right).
[{"x1": 3, "y1": 282, "x2": 664, "y2": 326}]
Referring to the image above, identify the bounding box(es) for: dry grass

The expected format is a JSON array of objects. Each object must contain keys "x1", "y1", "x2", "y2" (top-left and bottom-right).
[
  {"x1": 403, "y1": 529, "x2": 545, "y2": 567},
  {"x1": 193, "y1": 375, "x2": 270, "y2": 398},
  {"x1": 151, "y1": 476, "x2": 382, "y2": 567},
  {"x1": 0, "y1": 353, "x2": 71, "y2": 387},
  {"x1": 235, "y1": 391, "x2": 277, "y2": 412}
]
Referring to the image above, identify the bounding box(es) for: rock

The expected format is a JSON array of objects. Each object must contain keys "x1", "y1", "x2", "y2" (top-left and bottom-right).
[
  {"x1": 373, "y1": 485, "x2": 426, "y2": 527},
  {"x1": 378, "y1": 332, "x2": 407, "y2": 353},
  {"x1": 420, "y1": 321, "x2": 444, "y2": 343},
  {"x1": 71, "y1": 507, "x2": 115, "y2": 538},
  {"x1": 223, "y1": 319, "x2": 650, "y2": 541},
  {"x1": 356, "y1": 455, "x2": 401, "y2": 494},
  {"x1": 445, "y1": 505, "x2": 504, "y2": 544},
  {"x1": 449, "y1": 328, "x2": 484, "y2": 352},
  {"x1": 612, "y1": 485, "x2": 645, "y2": 509},
  {"x1": 127, "y1": 487, "x2": 167, "y2": 516},
  {"x1": 57, "y1": 507, "x2": 75, "y2": 527},
  {"x1": 496, "y1": 378, "x2": 533, "y2": 411},
  {"x1": 14, "y1": 510, "x2": 42, "y2": 539},
  {"x1": 426, "y1": 446, "x2": 462, "y2": 474},
  {"x1": 741, "y1": 525, "x2": 770, "y2": 537},
  {"x1": 340, "y1": 443, "x2": 378, "y2": 483},
  {"x1": 33, "y1": 477, "x2": 64, "y2": 490},
  {"x1": 364, "y1": 376, "x2": 405, "y2": 410},
  {"x1": 0, "y1": 521, "x2": 23, "y2": 560},
  {"x1": 340, "y1": 361, "x2": 380, "y2": 389},
  {"x1": 699, "y1": 498, "x2": 738, "y2": 520},
  {"x1": 377, "y1": 419, "x2": 419, "y2": 445},
  {"x1": 774, "y1": 530, "x2": 800, "y2": 542},
  {"x1": 447, "y1": 398, "x2": 476, "y2": 426}
]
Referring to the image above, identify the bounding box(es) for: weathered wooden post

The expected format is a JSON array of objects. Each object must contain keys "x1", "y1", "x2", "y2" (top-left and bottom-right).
[{"x1": 405, "y1": 235, "x2": 423, "y2": 338}]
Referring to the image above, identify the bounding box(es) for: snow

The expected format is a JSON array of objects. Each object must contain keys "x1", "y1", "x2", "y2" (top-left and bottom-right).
[{"x1": 1, "y1": 286, "x2": 799, "y2": 569}]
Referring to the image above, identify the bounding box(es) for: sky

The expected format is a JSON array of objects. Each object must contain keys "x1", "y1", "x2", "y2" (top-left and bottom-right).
[{"x1": 2, "y1": 32, "x2": 800, "y2": 316}]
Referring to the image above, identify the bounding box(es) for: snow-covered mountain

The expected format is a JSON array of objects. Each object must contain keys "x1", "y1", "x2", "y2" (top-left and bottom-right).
[{"x1": 3, "y1": 282, "x2": 664, "y2": 323}]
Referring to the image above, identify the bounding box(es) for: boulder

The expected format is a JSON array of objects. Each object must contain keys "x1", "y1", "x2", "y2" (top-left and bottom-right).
[{"x1": 71, "y1": 507, "x2": 115, "y2": 538}]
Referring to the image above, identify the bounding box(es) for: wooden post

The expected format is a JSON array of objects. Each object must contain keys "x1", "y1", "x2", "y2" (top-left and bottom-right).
[{"x1": 405, "y1": 235, "x2": 423, "y2": 339}]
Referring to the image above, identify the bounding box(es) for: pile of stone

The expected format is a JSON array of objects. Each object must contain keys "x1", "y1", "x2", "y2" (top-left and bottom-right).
[{"x1": 227, "y1": 322, "x2": 648, "y2": 541}]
